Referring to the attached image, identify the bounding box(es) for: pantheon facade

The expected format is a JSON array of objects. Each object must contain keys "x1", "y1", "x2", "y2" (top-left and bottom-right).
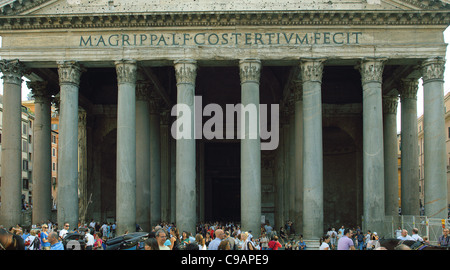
[{"x1": 0, "y1": 0, "x2": 449, "y2": 240}]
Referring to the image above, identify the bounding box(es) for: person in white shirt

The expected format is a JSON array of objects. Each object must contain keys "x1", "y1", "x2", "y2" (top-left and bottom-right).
[
  {"x1": 397, "y1": 229, "x2": 413, "y2": 240},
  {"x1": 85, "y1": 229, "x2": 95, "y2": 250},
  {"x1": 59, "y1": 223, "x2": 70, "y2": 240},
  {"x1": 411, "y1": 228, "x2": 423, "y2": 242},
  {"x1": 320, "y1": 235, "x2": 331, "y2": 250}
]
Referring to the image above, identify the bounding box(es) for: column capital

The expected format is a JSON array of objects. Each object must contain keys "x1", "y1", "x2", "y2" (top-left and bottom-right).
[
  {"x1": 115, "y1": 60, "x2": 138, "y2": 84},
  {"x1": 291, "y1": 80, "x2": 303, "y2": 101},
  {"x1": 174, "y1": 59, "x2": 197, "y2": 85},
  {"x1": 27, "y1": 81, "x2": 51, "y2": 102},
  {"x1": 136, "y1": 80, "x2": 152, "y2": 101},
  {"x1": 57, "y1": 60, "x2": 84, "y2": 86},
  {"x1": 358, "y1": 57, "x2": 388, "y2": 85},
  {"x1": 299, "y1": 58, "x2": 326, "y2": 83},
  {"x1": 399, "y1": 78, "x2": 419, "y2": 100},
  {"x1": 421, "y1": 57, "x2": 445, "y2": 83},
  {"x1": 0, "y1": 59, "x2": 29, "y2": 85},
  {"x1": 239, "y1": 58, "x2": 261, "y2": 84},
  {"x1": 149, "y1": 90, "x2": 162, "y2": 115},
  {"x1": 382, "y1": 95, "x2": 399, "y2": 115}
]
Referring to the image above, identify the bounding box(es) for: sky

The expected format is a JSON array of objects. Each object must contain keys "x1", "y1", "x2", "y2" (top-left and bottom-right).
[{"x1": 0, "y1": 27, "x2": 449, "y2": 134}]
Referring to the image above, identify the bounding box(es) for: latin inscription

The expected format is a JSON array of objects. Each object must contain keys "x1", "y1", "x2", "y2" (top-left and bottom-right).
[{"x1": 79, "y1": 31, "x2": 363, "y2": 47}]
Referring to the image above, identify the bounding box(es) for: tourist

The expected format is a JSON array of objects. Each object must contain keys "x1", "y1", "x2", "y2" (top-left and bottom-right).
[
  {"x1": 156, "y1": 229, "x2": 170, "y2": 250},
  {"x1": 395, "y1": 226, "x2": 402, "y2": 239},
  {"x1": 144, "y1": 237, "x2": 159, "y2": 250},
  {"x1": 411, "y1": 228, "x2": 423, "y2": 242},
  {"x1": 337, "y1": 228, "x2": 355, "y2": 250},
  {"x1": 40, "y1": 224, "x2": 50, "y2": 250},
  {"x1": 48, "y1": 232, "x2": 64, "y2": 250},
  {"x1": 366, "y1": 232, "x2": 380, "y2": 250},
  {"x1": 328, "y1": 228, "x2": 337, "y2": 249},
  {"x1": 356, "y1": 230, "x2": 365, "y2": 250},
  {"x1": 25, "y1": 230, "x2": 40, "y2": 250},
  {"x1": 268, "y1": 235, "x2": 282, "y2": 250},
  {"x1": 85, "y1": 228, "x2": 95, "y2": 250},
  {"x1": 218, "y1": 240, "x2": 231, "y2": 250},
  {"x1": 196, "y1": 233, "x2": 207, "y2": 250},
  {"x1": 397, "y1": 229, "x2": 413, "y2": 240},
  {"x1": 319, "y1": 235, "x2": 331, "y2": 250},
  {"x1": 59, "y1": 222, "x2": 70, "y2": 240},
  {"x1": 438, "y1": 228, "x2": 449, "y2": 247},
  {"x1": 208, "y1": 229, "x2": 225, "y2": 250},
  {"x1": 93, "y1": 232, "x2": 103, "y2": 250},
  {"x1": 170, "y1": 227, "x2": 181, "y2": 250},
  {"x1": 241, "y1": 232, "x2": 256, "y2": 250},
  {"x1": 260, "y1": 232, "x2": 270, "y2": 250},
  {"x1": 297, "y1": 236, "x2": 307, "y2": 250}
]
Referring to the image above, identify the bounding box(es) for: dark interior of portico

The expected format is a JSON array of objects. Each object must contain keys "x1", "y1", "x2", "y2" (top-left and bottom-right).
[{"x1": 30, "y1": 62, "x2": 408, "y2": 231}]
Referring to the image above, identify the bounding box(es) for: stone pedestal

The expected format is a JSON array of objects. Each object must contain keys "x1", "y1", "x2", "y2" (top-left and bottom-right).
[
  {"x1": 115, "y1": 60, "x2": 137, "y2": 235},
  {"x1": 421, "y1": 57, "x2": 448, "y2": 219},
  {"x1": 359, "y1": 57, "x2": 386, "y2": 233},
  {"x1": 382, "y1": 95, "x2": 399, "y2": 217},
  {"x1": 0, "y1": 59, "x2": 27, "y2": 228},
  {"x1": 239, "y1": 58, "x2": 262, "y2": 237},
  {"x1": 174, "y1": 59, "x2": 197, "y2": 235},
  {"x1": 301, "y1": 58, "x2": 325, "y2": 239},
  {"x1": 28, "y1": 81, "x2": 52, "y2": 225},
  {"x1": 57, "y1": 61, "x2": 83, "y2": 230},
  {"x1": 399, "y1": 78, "x2": 420, "y2": 216}
]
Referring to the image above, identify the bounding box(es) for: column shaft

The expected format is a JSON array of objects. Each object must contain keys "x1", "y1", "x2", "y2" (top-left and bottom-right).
[
  {"x1": 383, "y1": 95, "x2": 399, "y2": 217},
  {"x1": 149, "y1": 95, "x2": 161, "y2": 226},
  {"x1": 301, "y1": 59, "x2": 325, "y2": 239},
  {"x1": 239, "y1": 59, "x2": 262, "y2": 237},
  {"x1": 29, "y1": 81, "x2": 52, "y2": 224},
  {"x1": 0, "y1": 60, "x2": 27, "y2": 228},
  {"x1": 293, "y1": 82, "x2": 303, "y2": 235},
  {"x1": 359, "y1": 58, "x2": 386, "y2": 233},
  {"x1": 57, "y1": 61, "x2": 83, "y2": 230},
  {"x1": 135, "y1": 81, "x2": 151, "y2": 231},
  {"x1": 115, "y1": 60, "x2": 137, "y2": 235},
  {"x1": 399, "y1": 78, "x2": 420, "y2": 215},
  {"x1": 422, "y1": 57, "x2": 448, "y2": 218},
  {"x1": 174, "y1": 59, "x2": 197, "y2": 235}
]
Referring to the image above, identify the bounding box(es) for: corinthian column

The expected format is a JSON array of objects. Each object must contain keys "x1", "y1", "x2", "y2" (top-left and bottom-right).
[
  {"x1": 300, "y1": 58, "x2": 325, "y2": 239},
  {"x1": 149, "y1": 89, "x2": 162, "y2": 226},
  {"x1": 239, "y1": 58, "x2": 262, "y2": 238},
  {"x1": 0, "y1": 59, "x2": 27, "y2": 228},
  {"x1": 174, "y1": 59, "x2": 197, "y2": 235},
  {"x1": 57, "y1": 60, "x2": 84, "y2": 230},
  {"x1": 115, "y1": 60, "x2": 137, "y2": 235},
  {"x1": 421, "y1": 57, "x2": 448, "y2": 219},
  {"x1": 292, "y1": 80, "x2": 303, "y2": 235},
  {"x1": 358, "y1": 57, "x2": 386, "y2": 233},
  {"x1": 28, "y1": 81, "x2": 52, "y2": 225},
  {"x1": 382, "y1": 95, "x2": 399, "y2": 217},
  {"x1": 399, "y1": 78, "x2": 420, "y2": 216},
  {"x1": 135, "y1": 80, "x2": 151, "y2": 231}
]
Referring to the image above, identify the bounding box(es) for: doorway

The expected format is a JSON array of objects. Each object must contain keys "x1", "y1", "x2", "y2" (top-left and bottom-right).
[{"x1": 204, "y1": 142, "x2": 241, "y2": 222}]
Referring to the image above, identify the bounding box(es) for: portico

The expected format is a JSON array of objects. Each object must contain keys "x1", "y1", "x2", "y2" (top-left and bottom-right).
[{"x1": 0, "y1": 0, "x2": 449, "y2": 240}]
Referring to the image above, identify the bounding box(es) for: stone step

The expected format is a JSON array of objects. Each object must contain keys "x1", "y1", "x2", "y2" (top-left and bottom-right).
[{"x1": 303, "y1": 239, "x2": 321, "y2": 250}]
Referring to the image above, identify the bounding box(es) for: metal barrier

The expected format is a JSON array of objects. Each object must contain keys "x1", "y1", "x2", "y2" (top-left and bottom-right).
[{"x1": 384, "y1": 215, "x2": 449, "y2": 245}]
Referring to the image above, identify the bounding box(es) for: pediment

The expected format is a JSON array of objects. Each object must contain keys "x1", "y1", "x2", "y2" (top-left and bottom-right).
[{"x1": 0, "y1": 0, "x2": 449, "y2": 16}]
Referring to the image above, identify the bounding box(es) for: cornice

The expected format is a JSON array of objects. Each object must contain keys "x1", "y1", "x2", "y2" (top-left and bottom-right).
[{"x1": 0, "y1": 10, "x2": 449, "y2": 30}]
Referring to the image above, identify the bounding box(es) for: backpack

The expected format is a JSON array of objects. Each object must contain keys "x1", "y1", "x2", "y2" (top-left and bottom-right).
[{"x1": 30, "y1": 237, "x2": 40, "y2": 250}]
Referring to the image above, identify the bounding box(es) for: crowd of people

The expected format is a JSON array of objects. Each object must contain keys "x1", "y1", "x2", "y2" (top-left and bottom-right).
[{"x1": 2, "y1": 219, "x2": 449, "y2": 250}]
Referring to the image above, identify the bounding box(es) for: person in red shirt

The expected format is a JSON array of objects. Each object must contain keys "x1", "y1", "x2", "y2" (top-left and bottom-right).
[{"x1": 268, "y1": 236, "x2": 282, "y2": 250}]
